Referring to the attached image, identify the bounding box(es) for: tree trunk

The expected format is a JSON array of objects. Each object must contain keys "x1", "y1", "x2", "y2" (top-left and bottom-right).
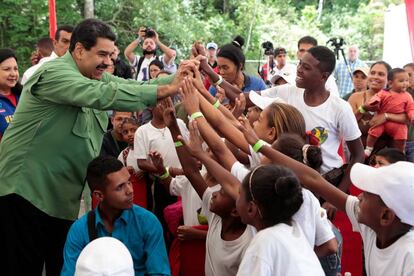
[{"x1": 84, "y1": 0, "x2": 94, "y2": 19}]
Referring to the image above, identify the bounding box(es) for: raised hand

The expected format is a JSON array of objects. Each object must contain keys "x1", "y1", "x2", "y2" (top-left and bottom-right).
[
  {"x1": 160, "y1": 97, "x2": 178, "y2": 128},
  {"x1": 232, "y1": 94, "x2": 246, "y2": 119},
  {"x1": 149, "y1": 151, "x2": 166, "y2": 175},
  {"x1": 237, "y1": 116, "x2": 259, "y2": 145},
  {"x1": 179, "y1": 77, "x2": 201, "y2": 115},
  {"x1": 177, "y1": 120, "x2": 204, "y2": 157}
]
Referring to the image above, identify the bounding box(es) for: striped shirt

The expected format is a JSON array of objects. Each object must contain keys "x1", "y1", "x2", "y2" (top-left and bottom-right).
[{"x1": 334, "y1": 59, "x2": 366, "y2": 98}]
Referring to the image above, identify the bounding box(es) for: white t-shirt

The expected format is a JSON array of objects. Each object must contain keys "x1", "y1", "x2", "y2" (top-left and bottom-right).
[
  {"x1": 346, "y1": 196, "x2": 414, "y2": 276},
  {"x1": 131, "y1": 54, "x2": 176, "y2": 81},
  {"x1": 134, "y1": 119, "x2": 189, "y2": 169},
  {"x1": 169, "y1": 175, "x2": 202, "y2": 226},
  {"x1": 202, "y1": 187, "x2": 256, "y2": 276},
  {"x1": 231, "y1": 162, "x2": 334, "y2": 247},
  {"x1": 267, "y1": 63, "x2": 297, "y2": 82},
  {"x1": 261, "y1": 84, "x2": 361, "y2": 173},
  {"x1": 237, "y1": 221, "x2": 324, "y2": 276},
  {"x1": 21, "y1": 52, "x2": 58, "y2": 85},
  {"x1": 117, "y1": 147, "x2": 140, "y2": 172}
]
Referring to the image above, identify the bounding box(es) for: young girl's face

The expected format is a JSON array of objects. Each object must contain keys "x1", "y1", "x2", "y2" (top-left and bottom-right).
[
  {"x1": 149, "y1": 64, "x2": 161, "y2": 79},
  {"x1": 121, "y1": 122, "x2": 138, "y2": 145},
  {"x1": 374, "y1": 155, "x2": 391, "y2": 168},
  {"x1": 389, "y1": 72, "x2": 409, "y2": 93},
  {"x1": 247, "y1": 106, "x2": 261, "y2": 126},
  {"x1": 235, "y1": 185, "x2": 250, "y2": 225},
  {"x1": 352, "y1": 71, "x2": 368, "y2": 92},
  {"x1": 253, "y1": 107, "x2": 275, "y2": 143},
  {"x1": 210, "y1": 187, "x2": 235, "y2": 217}
]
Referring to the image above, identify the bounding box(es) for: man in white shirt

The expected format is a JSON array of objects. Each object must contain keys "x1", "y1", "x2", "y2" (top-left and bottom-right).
[
  {"x1": 124, "y1": 27, "x2": 176, "y2": 81},
  {"x1": 22, "y1": 25, "x2": 73, "y2": 84},
  {"x1": 245, "y1": 46, "x2": 364, "y2": 219},
  {"x1": 267, "y1": 47, "x2": 296, "y2": 83}
]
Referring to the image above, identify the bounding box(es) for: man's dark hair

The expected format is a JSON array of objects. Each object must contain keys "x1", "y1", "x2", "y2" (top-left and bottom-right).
[
  {"x1": 86, "y1": 156, "x2": 124, "y2": 192},
  {"x1": 54, "y1": 25, "x2": 74, "y2": 41},
  {"x1": 69, "y1": 19, "x2": 116, "y2": 52},
  {"x1": 307, "y1": 46, "x2": 336, "y2": 75},
  {"x1": 297, "y1": 36, "x2": 318, "y2": 48},
  {"x1": 37, "y1": 37, "x2": 54, "y2": 57},
  {"x1": 403, "y1": 63, "x2": 414, "y2": 70}
]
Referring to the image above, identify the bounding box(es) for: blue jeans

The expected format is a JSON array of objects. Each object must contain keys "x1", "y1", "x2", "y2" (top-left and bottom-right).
[
  {"x1": 405, "y1": 140, "x2": 414, "y2": 162},
  {"x1": 319, "y1": 225, "x2": 343, "y2": 276}
]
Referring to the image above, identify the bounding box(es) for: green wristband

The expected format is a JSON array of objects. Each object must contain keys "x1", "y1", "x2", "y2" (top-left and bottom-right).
[
  {"x1": 358, "y1": 105, "x2": 366, "y2": 114},
  {"x1": 213, "y1": 99, "x2": 221, "y2": 109},
  {"x1": 174, "y1": 141, "x2": 183, "y2": 148},
  {"x1": 252, "y1": 140, "x2": 265, "y2": 153},
  {"x1": 190, "y1": 112, "x2": 204, "y2": 120},
  {"x1": 159, "y1": 167, "x2": 170, "y2": 180}
]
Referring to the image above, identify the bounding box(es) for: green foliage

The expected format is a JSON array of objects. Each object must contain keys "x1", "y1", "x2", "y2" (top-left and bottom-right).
[{"x1": 0, "y1": 0, "x2": 404, "y2": 75}]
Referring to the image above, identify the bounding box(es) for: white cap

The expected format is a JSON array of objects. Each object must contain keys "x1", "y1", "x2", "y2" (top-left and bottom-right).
[
  {"x1": 249, "y1": 90, "x2": 285, "y2": 110},
  {"x1": 75, "y1": 237, "x2": 134, "y2": 276},
  {"x1": 270, "y1": 73, "x2": 295, "y2": 86},
  {"x1": 206, "y1": 42, "x2": 218, "y2": 50},
  {"x1": 350, "y1": 161, "x2": 414, "y2": 226}
]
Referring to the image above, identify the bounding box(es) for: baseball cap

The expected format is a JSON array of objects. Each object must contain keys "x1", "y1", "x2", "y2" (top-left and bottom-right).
[
  {"x1": 270, "y1": 73, "x2": 295, "y2": 85},
  {"x1": 350, "y1": 161, "x2": 414, "y2": 226},
  {"x1": 75, "y1": 237, "x2": 134, "y2": 276},
  {"x1": 353, "y1": 67, "x2": 369, "y2": 77},
  {"x1": 249, "y1": 90, "x2": 285, "y2": 110},
  {"x1": 206, "y1": 42, "x2": 218, "y2": 50}
]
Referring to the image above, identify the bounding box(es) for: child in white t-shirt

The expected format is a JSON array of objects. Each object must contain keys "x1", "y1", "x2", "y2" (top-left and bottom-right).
[
  {"x1": 163, "y1": 101, "x2": 254, "y2": 276},
  {"x1": 239, "y1": 117, "x2": 414, "y2": 276},
  {"x1": 117, "y1": 117, "x2": 147, "y2": 208}
]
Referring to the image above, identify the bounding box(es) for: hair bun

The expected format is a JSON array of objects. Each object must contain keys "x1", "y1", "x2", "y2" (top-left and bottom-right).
[
  {"x1": 232, "y1": 35, "x2": 245, "y2": 49},
  {"x1": 274, "y1": 175, "x2": 300, "y2": 197}
]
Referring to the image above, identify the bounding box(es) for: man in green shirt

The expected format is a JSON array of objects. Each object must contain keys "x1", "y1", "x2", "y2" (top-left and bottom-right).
[{"x1": 0, "y1": 19, "x2": 192, "y2": 275}]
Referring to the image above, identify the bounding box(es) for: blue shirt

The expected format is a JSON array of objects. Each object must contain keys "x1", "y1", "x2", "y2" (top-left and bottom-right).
[
  {"x1": 0, "y1": 92, "x2": 19, "y2": 137},
  {"x1": 61, "y1": 205, "x2": 170, "y2": 276},
  {"x1": 209, "y1": 74, "x2": 267, "y2": 96},
  {"x1": 334, "y1": 59, "x2": 367, "y2": 98}
]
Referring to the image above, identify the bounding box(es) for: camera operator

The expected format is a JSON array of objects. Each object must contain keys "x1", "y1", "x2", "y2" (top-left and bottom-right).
[
  {"x1": 267, "y1": 47, "x2": 296, "y2": 83},
  {"x1": 124, "y1": 27, "x2": 176, "y2": 81},
  {"x1": 259, "y1": 41, "x2": 274, "y2": 83}
]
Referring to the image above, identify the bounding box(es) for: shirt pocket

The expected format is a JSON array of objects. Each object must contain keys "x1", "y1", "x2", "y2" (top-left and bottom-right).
[
  {"x1": 93, "y1": 109, "x2": 108, "y2": 133},
  {"x1": 72, "y1": 107, "x2": 90, "y2": 138}
]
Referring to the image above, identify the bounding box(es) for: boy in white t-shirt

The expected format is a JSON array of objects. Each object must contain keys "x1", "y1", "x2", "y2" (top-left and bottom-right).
[
  {"x1": 249, "y1": 46, "x2": 365, "y2": 219},
  {"x1": 247, "y1": 134, "x2": 414, "y2": 276}
]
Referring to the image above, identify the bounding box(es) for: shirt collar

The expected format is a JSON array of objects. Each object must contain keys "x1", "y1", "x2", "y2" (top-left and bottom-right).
[{"x1": 95, "y1": 206, "x2": 129, "y2": 228}]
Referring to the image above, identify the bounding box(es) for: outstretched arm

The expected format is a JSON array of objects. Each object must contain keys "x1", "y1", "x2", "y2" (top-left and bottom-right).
[{"x1": 238, "y1": 117, "x2": 348, "y2": 211}]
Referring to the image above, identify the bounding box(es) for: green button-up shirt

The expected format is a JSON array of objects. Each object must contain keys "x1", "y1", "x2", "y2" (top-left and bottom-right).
[{"x1": 0, "y1": 52, "x2": 173, "y2": 220}]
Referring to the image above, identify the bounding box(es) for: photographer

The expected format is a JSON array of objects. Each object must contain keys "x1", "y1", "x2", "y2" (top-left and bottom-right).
[{"x1": 124, "y1": 27, "x2": 176, "y2": 81}]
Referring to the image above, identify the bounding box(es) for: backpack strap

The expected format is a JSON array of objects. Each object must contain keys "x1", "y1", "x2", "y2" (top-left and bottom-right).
[
  {"x1": 87, "y1": 210, "x2": 98, "y2": 242},
  {"x1": 134, "y1": 56, "x2": 146, "y2": 80}
]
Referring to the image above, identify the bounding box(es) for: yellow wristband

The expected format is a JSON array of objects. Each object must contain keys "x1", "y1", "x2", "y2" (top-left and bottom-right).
[
  {"x1": 213, "y1": 99, "x2": 221, "y2": 109},
  {"x1": 252, "y1": 140, "x2": 265, "y2": 153},
  {"x1": 174, "y1": 141, "x2": 183, "y2": 148},
  {"x1": 159, "y1": 167, "x2": 170, "y2": 180},
  {"x1": 190, "y1": 112, "x2": 204, "y2": 120},
  {"x1": 358, "y1": 105, "x2": 366, "y2": 114}
]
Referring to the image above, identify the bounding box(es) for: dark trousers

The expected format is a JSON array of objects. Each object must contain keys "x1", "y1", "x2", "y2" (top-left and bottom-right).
[{"x1": 0, "y1": 194, "x2": 73, "y2": 276}]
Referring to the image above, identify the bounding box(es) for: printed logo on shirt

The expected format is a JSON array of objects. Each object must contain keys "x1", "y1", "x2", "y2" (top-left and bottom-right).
[{"x1": 307, "y1": 127, "x2": 328, "y2": 146}]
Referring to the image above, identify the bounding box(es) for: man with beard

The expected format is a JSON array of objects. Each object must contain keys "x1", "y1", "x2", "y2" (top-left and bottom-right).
[
  {"x1": 0, "y1": 18, "x2": 195, "y2": 275},
  {"x1": 124, "y1": 27, "x2": 177, "y2": 81}
]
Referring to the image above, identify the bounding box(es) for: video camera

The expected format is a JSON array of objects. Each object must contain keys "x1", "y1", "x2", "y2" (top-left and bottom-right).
[
  {"x1": 261, "y1": 41, "x2": 274, "y2": 56},
  {"x1": 326, "y1": 37, "x2": 345, "y2": 52},
  {"x1": 144, "y1": 27, "x2": 156, "y2": 38}
]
